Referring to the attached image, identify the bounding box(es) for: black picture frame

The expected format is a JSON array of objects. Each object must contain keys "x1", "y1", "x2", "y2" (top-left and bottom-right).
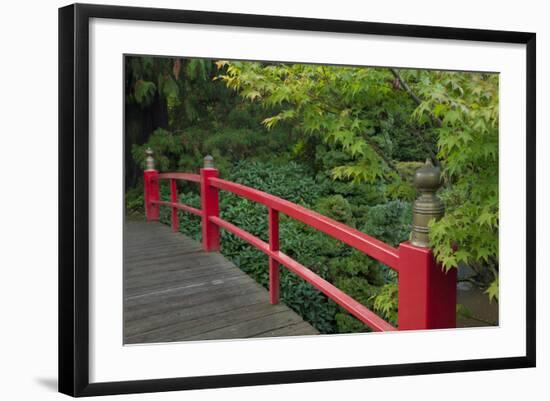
[{"x1": 58, "y1": 3, "x2": 536, "y2": 397}]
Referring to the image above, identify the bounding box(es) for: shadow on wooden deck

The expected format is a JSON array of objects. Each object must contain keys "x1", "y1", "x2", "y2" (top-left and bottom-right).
[{"x1": 124, "y1": 219, "x2": 318, "y2": 344}]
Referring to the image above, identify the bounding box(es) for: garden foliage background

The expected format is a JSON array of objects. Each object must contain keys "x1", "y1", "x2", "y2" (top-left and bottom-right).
[
  {"x1": 124, "y1": 56, "x2": 499, "y2": 333},
  {"x1": 1, "y1": 0, "x2": 546, "y2": 400}
]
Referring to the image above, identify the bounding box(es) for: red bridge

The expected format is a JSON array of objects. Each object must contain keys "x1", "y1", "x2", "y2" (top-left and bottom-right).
[{"x1": 124, "y1": 152, "x2": 457, "y2": 343}]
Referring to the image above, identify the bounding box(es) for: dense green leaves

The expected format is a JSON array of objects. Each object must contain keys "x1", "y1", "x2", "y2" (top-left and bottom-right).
[
  {"x1": 410, "y1": 71, "x2": 499, "y2": 281},
  {"x1": 218, "y1": 61, "x2": 499, "y2": 298},
  {"x1": 485, "y1": 270, "x2": 499, "y2": 302},
  {"x1": 218, "y1": 62, "x2": 433, "y2": 180},
  {"x1": 126, "y1": 56, "x2": 500, "y2": 335},
  {"x1": 133, "y1": 80, "x2": 157, "y2": 105}
]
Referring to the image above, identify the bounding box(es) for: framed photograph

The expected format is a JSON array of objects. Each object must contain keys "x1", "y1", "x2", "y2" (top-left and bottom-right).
[{"x1": 58, "y1": 3, "x2": 536, "y2": 397}]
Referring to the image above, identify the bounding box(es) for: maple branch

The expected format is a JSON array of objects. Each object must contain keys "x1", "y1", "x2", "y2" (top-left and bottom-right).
[
  {"x1": 390, "y1": 68, "x2": 441, "y2": 166},
  {"x1": 362, "y1": 135, "x2": 400, "y2": 175}
]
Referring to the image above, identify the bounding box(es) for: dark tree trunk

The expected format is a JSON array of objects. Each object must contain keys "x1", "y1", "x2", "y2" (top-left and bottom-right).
[{"x1": 124, "y1": 92, "x2": 168, "y2": 190}]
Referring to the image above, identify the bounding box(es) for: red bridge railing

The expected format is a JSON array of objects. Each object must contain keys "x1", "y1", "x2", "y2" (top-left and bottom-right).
[{"x1": 143, "y1": 151, "x2": 456, "y2": 332}]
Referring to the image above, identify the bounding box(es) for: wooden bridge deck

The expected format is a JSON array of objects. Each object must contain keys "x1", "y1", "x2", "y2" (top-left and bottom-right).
[{"x1": 124, "y1": 219, "x2": 318, "y2": 344}]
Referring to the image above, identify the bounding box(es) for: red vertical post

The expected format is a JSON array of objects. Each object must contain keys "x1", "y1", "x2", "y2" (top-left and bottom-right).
[
  {"x1": 143, "y1": 148, "x2": 159, "y2": 222},
  {"x1": 170, "y1": 178, "x2": 178, "y2": 232},
  {"x1": 397, "y1": 242, "x2": 457, "y2": 330},
  {"x1": 269, "y1": 208, "x2": 280, "y2": 304},
  {"x1": 397, "y1": 159, "x2": 456, "y2": 330},
  {"x1": 200, "y1": 155, "x2": 220, "y2": 252}
]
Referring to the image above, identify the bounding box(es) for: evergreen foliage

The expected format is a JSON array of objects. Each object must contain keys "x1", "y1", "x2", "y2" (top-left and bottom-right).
[{"x1": 125, "y1": 56, "x2": 500, "y2": 332}]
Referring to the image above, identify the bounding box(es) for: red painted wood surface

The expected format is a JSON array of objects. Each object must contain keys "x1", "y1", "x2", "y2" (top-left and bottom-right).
[
  {"x1": 151, "y1": 201, "x2": 202, "y2": 217},
  {"x1": 200, "y1": 168, "x2": 220, "y2": 252},
  {"x1": 273, "y1": 251, "x2": 397, "y2": 332},
  {"x1": 157, "y1": 172, "x2": 201, "y2": 182},
  {"x1": 208, "y1": 216, "x2": 270, "y2": 252},
  {"x1": 144, "y1": 166, "x2": 457, "y2": 332},
  {"x1": 397, "y1": 242, "x2": 457, "y2": 330},
  {"x1": 143, "y1": 170, "x2": 159, "y2": 221},
  {"x1": 170, "y1": 179, "x2": 178, "y2": 232},
  {"x1": 269, "y1": 208, "x2": 280, "y2": 305},
  {"x1": 208, "y1": 177, "x2": 399, "y2": 270}
]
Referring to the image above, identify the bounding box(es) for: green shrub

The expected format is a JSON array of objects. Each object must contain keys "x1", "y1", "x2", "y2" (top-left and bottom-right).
[
  {"x1": 314, "y1": 195, "x2": 355, "y2": 226},
  {"x1": 227, "y1": 160, "x2": 321, "y2": 205},
  {"x1": 125, "y1": 183, "x2": 144, "y2": 215},
  {"x1": 361, "y1": 200, "x2": 412, "y2": 246}
]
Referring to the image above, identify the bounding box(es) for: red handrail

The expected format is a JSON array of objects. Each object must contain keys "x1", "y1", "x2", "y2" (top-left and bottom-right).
[
  {"x1": 158, "y1": 172, "x2": 201, "y2": 182},
  {"x1": 153, "y1": 170, "x2": 397, "y2": 331},
  {"x1": 208, "y1": 215, "x2": 395, "y2": 331},
  {"x1": 144, "y1": 163, "x2": 457, "y2": 332},
  {"x1": 151, "y1": 200, "x2": 202, "y2": 217},
  {"x1": 209, "y1": 177, "x2": 400, "y2": 271}
]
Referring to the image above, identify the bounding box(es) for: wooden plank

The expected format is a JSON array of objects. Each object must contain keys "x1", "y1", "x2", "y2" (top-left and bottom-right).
[
  {"x1": 124, "y1": 291, "x2": 272, "y2": 338},
  {"x1": 124, "y1": 249, "x2": 209, "y2": 265},
  {"x1": 124, "y1": 277, "x2": 264, "y2": 319},
  {"x1": 125, "y1": 256, "x2": 232, "y2": 276},
  {"x1": 125, "y1": 250, "x2": 227, "y2": 270},
  {"x1": 124, "y1": 239, "x2": 201, "y2": 252},
  {"x1": 182, "y1": 310, "x2": 306, "y2": 341},
  {"x1": 124, "y1": 262, "x2": 241, "y2": 293},
  {"x1": 124, "y1": 240, "x2": 208, "y2": 255},
  {"x1": 125, "y1": 261, "x2": 231, "y2": 282},
  {"x1": 254, "y1": 321, "x2": 318, "y2": 338},
  {"x1": 125, "y1": 272, "x2": 248, "y2": 299},
  {"x1": 124, "y1": 244, "x2": 201, "y2": 256},
  {"x1": 123, "y1": 234, "x2": 201, "y2": 248},
  {"x1": 123, "y1": 219, "x2": 318, "y2": 343},
  {"x1": 126, "y1": 301, "x2": 291, "y2": 344}
]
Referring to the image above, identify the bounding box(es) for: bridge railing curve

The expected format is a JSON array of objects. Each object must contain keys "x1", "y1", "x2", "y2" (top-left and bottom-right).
[{"x1": 142, "y1": 150, "x2": 457, "y2": 332}]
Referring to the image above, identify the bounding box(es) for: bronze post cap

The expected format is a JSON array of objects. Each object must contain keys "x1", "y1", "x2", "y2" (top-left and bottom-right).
[
  {"x1": 410, "y1": 159, "x2": 444, "y2": 248},
  {"x1": 203, "y1": 155, "x2": 215, "y2": 169}
]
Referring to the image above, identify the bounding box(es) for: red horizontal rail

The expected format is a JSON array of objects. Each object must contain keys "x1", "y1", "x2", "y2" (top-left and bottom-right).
[
  {"x1": 208, "y1": 215, "x2": 396, "y2": 332},
  {"x1": 272, "y1": 251, "x2": 396, "y2": 331},
  {"x1": 145, "y1": 164, "x2": 457, "y2": 332},
  {"x1": 152, "y1": 200, "x2": 203, "y2": 217},
  {"x1": 209, "y1": 177, "x2": 399, "y2": 270},
  {"x1": 209, "y1": 216, "x2": 269, "y2": 253},
  {"x1": 158, "y1": 172, "x2": 201, "y2": 183}
]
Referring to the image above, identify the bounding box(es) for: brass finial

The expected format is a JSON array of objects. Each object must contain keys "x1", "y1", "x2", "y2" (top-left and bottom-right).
[
  {"x1": 410, "y1": 159, "x2": 444, "y2": 248},
  {"x1": 203, "y1": 155, "x2": 214, "y2": 169},
  {"x1": 145, "y1": 147, "x2": 155, "y2": 170}
]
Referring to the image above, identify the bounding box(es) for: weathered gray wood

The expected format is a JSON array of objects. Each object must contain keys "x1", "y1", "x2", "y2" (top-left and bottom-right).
[
  {"x1": 125, "y1": 252, "x2": 228, "y2": 274},
  {"x1": 124, "y1": 291, "x2": 271, "y2": 338},
  {"x1": 126, "y1": 301, "x2": 291, "y2": 344},
  {"x1": 124, "y1": 264, "x2": 243, "y2": 295},
  {"x1": 124, "y1": 219, "x2": 318, "y2": 343},
  {"x1": 255, "y1": 321, "x2": 318, "y2": 338},
  {"x1": 125, "y1": 274, "x2": 251, "y2": 302},
  {"x1": 125, "y1": 258, "x2": 233, "y2": 278},
  {"x1": 182, "y1": 310, "x2": 305, "y2": 341},
  {"x1": 124, "y1": 275, "x2": 261, "y2": 318},
  {"x1": 124, "y1": 243, "x2": 202, "y2": 257}
]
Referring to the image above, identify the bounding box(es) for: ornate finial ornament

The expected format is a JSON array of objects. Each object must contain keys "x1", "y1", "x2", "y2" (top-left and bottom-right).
[
  {"x1": 145, "y1": 147, "x2": 155, "y2": 170},
  {"x1": 410, "y1": 158, "x2": 444, "y2": 248},
  {"x1": 203, "y1": 155, "x2": 215, "y2": 169}
]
